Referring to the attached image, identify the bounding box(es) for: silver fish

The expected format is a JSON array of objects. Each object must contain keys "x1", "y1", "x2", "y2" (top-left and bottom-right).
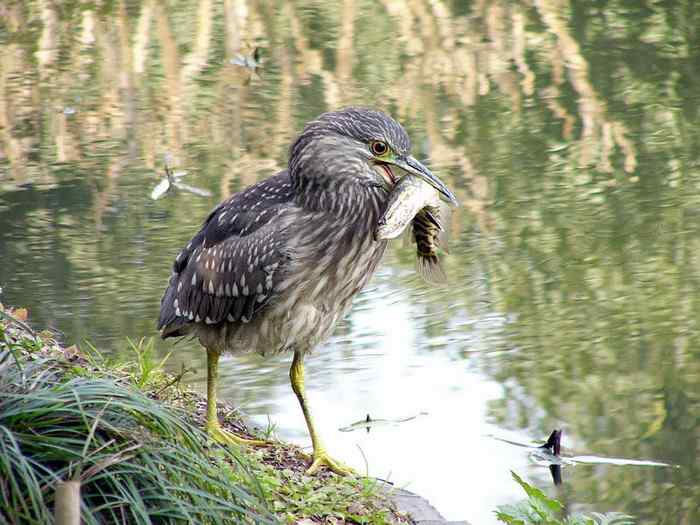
[
  {"x1": 375, "y1": 175, "x2": 451, "y2": 283},
  {"x1": 375, "y1": 175, "x2": 442, "y2": 240}
]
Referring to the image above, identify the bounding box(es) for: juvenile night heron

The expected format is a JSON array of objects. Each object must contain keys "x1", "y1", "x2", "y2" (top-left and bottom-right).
[{"x1": 158, "y1": 108, "x2": 456, "y2": 475}]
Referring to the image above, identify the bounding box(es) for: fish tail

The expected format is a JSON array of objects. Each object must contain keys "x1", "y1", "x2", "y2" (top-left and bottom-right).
[
  {"x1": 435, "y1": 225, "x2": 449, "y2": 253},
  {"x1": 413, "y1": 216, "x2": 447, "y2": 283},
  {"x1": 416, "y1": 254, "x2": 447, "y2": 284}
]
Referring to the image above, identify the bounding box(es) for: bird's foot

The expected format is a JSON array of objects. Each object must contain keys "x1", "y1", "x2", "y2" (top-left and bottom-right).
[
  {"x1": 304, "y1": 449, "x2": 356, "y2": 476},
  {"x1": 207, "y1": 423, "x2": 267, "y2": 447}
]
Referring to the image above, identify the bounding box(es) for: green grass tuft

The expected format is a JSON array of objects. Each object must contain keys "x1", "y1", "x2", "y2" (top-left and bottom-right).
[
  {"x1": 496, "y1": 471, "x2": 634, "y2": 525},
  {"x1": 0, "y1": 325, "x2": 274, "y2": 525}
]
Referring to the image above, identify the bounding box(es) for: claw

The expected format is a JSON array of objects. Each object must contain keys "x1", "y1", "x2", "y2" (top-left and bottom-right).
[
  {"x1": 207, "y1": 423, "x2": 267, "y2": 447},
  {"x1": 305, "y1": 449, "x2": 356, "y2": 476}
]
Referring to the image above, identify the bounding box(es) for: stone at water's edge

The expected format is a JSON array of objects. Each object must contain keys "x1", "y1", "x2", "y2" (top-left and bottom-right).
[{"x1": 383, "y1": 484, "x2": 471, "y2": 525}]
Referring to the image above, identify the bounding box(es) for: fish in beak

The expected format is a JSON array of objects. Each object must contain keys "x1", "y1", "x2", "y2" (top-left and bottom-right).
[{"x1": 391, "y1": 156, "x2": 458, "y2": 206}]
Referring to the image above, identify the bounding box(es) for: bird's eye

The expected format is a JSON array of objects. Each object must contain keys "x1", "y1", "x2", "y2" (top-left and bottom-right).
[{"x1": 370, "y1": 141, "x2": 389, "y2": 156}]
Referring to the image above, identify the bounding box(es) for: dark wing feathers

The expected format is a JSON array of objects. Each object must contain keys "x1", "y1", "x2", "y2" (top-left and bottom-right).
[{"x1": 158, "y1": 172, "x2": 294, "y2": 338}]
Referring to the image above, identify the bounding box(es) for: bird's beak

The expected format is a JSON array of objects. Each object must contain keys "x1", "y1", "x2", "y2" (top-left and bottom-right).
[{"x1": 393, "y1": 156, "x2": 459, "y2": 206}]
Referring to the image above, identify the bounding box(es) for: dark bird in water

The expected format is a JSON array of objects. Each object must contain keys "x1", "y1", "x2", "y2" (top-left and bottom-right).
[
  {"x1": 540, "y1": 429, "x2": 563, "y2": 485},
  {"x1": 539, "y1": 429, "x2": 562, "y2": 457},
  {"x1": 157, "y1": 108, "x2": 457, "y2": 475}
]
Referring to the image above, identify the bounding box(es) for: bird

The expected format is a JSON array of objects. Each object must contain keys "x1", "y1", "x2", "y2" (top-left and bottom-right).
[{"x1": 157, "y1": 107, "x2": 457, "y2": 475}]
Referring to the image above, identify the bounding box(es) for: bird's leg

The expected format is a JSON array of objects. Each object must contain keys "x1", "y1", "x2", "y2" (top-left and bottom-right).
[
  {"x1": 290, "y1": 351, "x2": 355, "y2": 476},
  {"x1": 206, "y1": 348, "x2": 266, "y2": 447}
]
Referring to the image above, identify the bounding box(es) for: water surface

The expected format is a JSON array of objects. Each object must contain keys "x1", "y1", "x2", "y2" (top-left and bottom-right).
[{"x1": 1, "y1": 2, "x2": 699, "y2": 523}]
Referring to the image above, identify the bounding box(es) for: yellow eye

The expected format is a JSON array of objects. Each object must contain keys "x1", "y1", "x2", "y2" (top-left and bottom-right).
[{"x1": 370, "y1": 141, "x2": 389, "y2": 156}]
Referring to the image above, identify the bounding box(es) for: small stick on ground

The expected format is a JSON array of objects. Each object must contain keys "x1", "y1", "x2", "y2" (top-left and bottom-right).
[{"x1": 55, "y1": 480, "x2": 81, "y2": 525}]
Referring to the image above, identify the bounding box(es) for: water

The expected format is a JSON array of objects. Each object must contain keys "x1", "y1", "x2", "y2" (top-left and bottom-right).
[{"x1": 1, "y1": 2, "x2": 699, "y2": 523}]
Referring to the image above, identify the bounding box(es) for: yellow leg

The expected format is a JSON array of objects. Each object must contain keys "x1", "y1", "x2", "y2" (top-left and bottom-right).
[
  {"x1": 206, "y1": 348, "x2": 266, "y2": 447},
  {"x1": 290, "y1": 351, "x2": 355, "y2": 476}
]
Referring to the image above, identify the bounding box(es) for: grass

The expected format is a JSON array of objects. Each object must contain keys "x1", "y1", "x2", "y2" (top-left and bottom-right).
[
  {"x1": 496, "y1": 472, "x2": 634, "y2": 525},
  {"x1": 0, "y1": 305, "x2": 411, "y2": 525},
  {"x1": 126, "y1": 336, "x2": 173, "y2": 388},
  {"x1": 0, "y1": 314, "x2": 272, "y2": 524}
]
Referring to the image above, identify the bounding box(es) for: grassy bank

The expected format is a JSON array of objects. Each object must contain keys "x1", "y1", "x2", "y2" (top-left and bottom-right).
[{"x1": 0, "y1": 305, "x2": 411, "y2": 525}]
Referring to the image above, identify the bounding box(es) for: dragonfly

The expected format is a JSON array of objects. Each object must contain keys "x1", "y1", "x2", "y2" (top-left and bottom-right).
[
  {"x1": 230, "y1": 47, "x2": 262, "y2": 75},
  {"x1": 150, "y1": 156, "x2": 212, "y2": 201},
  {"x1": 490, "y1": 429, "x2": 674, "y2": 486},
  {"x1": 338, "y1": 412, "x2": 428, "y2": 433}
]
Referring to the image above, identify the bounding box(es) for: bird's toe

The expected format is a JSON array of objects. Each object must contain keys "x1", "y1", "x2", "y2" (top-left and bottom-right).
[
  {"x1": 208, "y1": 423, "x2": 268, "y2": 447},
  {"x1": 305, "y1": 450, "x2": 356, "y2": 476}
]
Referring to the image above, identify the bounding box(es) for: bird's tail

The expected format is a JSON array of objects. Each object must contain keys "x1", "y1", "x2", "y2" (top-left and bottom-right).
[{"x1": 157, "y1": 279, "x2": 190, "y2": 339}]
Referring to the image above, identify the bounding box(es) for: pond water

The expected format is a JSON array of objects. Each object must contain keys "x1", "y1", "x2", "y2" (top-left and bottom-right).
[{"x1": 1, "y1": 2, "x2": 699, "y2": 524}]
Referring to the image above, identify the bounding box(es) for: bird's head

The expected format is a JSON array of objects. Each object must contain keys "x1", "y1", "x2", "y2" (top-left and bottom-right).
[{"x1": 289, "y1": 108, "x2": 457, "y2": 212}]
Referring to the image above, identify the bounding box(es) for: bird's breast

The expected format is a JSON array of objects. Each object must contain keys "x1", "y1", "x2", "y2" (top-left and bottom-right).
[
  {"x1": 256, "y1": 209, "x2": 387, "y2": 354},
  {"x1": 285, "y1": 210, "x2": 385, "y2": 302}
]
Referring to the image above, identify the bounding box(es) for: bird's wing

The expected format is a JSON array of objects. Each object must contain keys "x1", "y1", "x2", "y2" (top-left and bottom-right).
[
  {"x1": 158, "y1": 172, "x2": 295, "y2": 337},
  {"x1": 162, "y1": 222, "x2": 288, "y2": 328}
]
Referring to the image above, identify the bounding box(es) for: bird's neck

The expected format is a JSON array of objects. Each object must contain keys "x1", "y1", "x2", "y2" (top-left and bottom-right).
[
  {"x1": 293, "y1": 177, "x2": 386, "y2": 223},
  {"x1": 289, "y1": 134, "x2": 388, "y2": 224}
]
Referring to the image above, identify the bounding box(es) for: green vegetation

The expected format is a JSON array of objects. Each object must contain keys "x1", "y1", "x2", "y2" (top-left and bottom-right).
[
  {"x1": 0, "y1": 310, "x2": 272, "y2": 524},
  {"x1": 0, "y1": 307, "x2": 410, "y2": 524},
  {"x1": 496, "y1": 473, "x2": 634, "y2": 525},
  {"x1": 1, "y1": 1, "x2": 699, "y2": 523}
]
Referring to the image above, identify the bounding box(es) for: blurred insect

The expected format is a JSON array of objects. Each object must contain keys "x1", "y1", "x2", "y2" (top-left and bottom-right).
[
  {"x1": 150, "y1": 155, "x2": 212, "y2": 201},
  {"x1": 375, "y1": 174, "x2": 452, "y2": 284},
  {"x1": 230, "y1": 47, "x2": 262, "y2": 76}
]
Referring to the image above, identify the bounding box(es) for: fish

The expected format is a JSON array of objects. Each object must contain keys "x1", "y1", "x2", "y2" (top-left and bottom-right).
[
  {"x1": 412, "y1": 208, "x2": 447, "y2": 284},
  {"x1": 375, "y1": 174, "x2": 442, "y2": 240},
  {"x1": 375, "y1": 174, "x2": 450, "y2": 284}
]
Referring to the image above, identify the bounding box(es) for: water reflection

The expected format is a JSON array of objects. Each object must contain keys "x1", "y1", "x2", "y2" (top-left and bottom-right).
[
  {"x1": 1, "y1": 1, "x2": 699, "y2": 524},
  {"x1": 212, "y1": 281, "x2": 518, "y2": 523}
]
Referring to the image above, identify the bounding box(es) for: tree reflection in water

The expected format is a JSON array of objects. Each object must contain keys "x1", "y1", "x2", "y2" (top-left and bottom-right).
[{"x1": 0, "y1": 2, "x2": 698, "y2": 523}]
